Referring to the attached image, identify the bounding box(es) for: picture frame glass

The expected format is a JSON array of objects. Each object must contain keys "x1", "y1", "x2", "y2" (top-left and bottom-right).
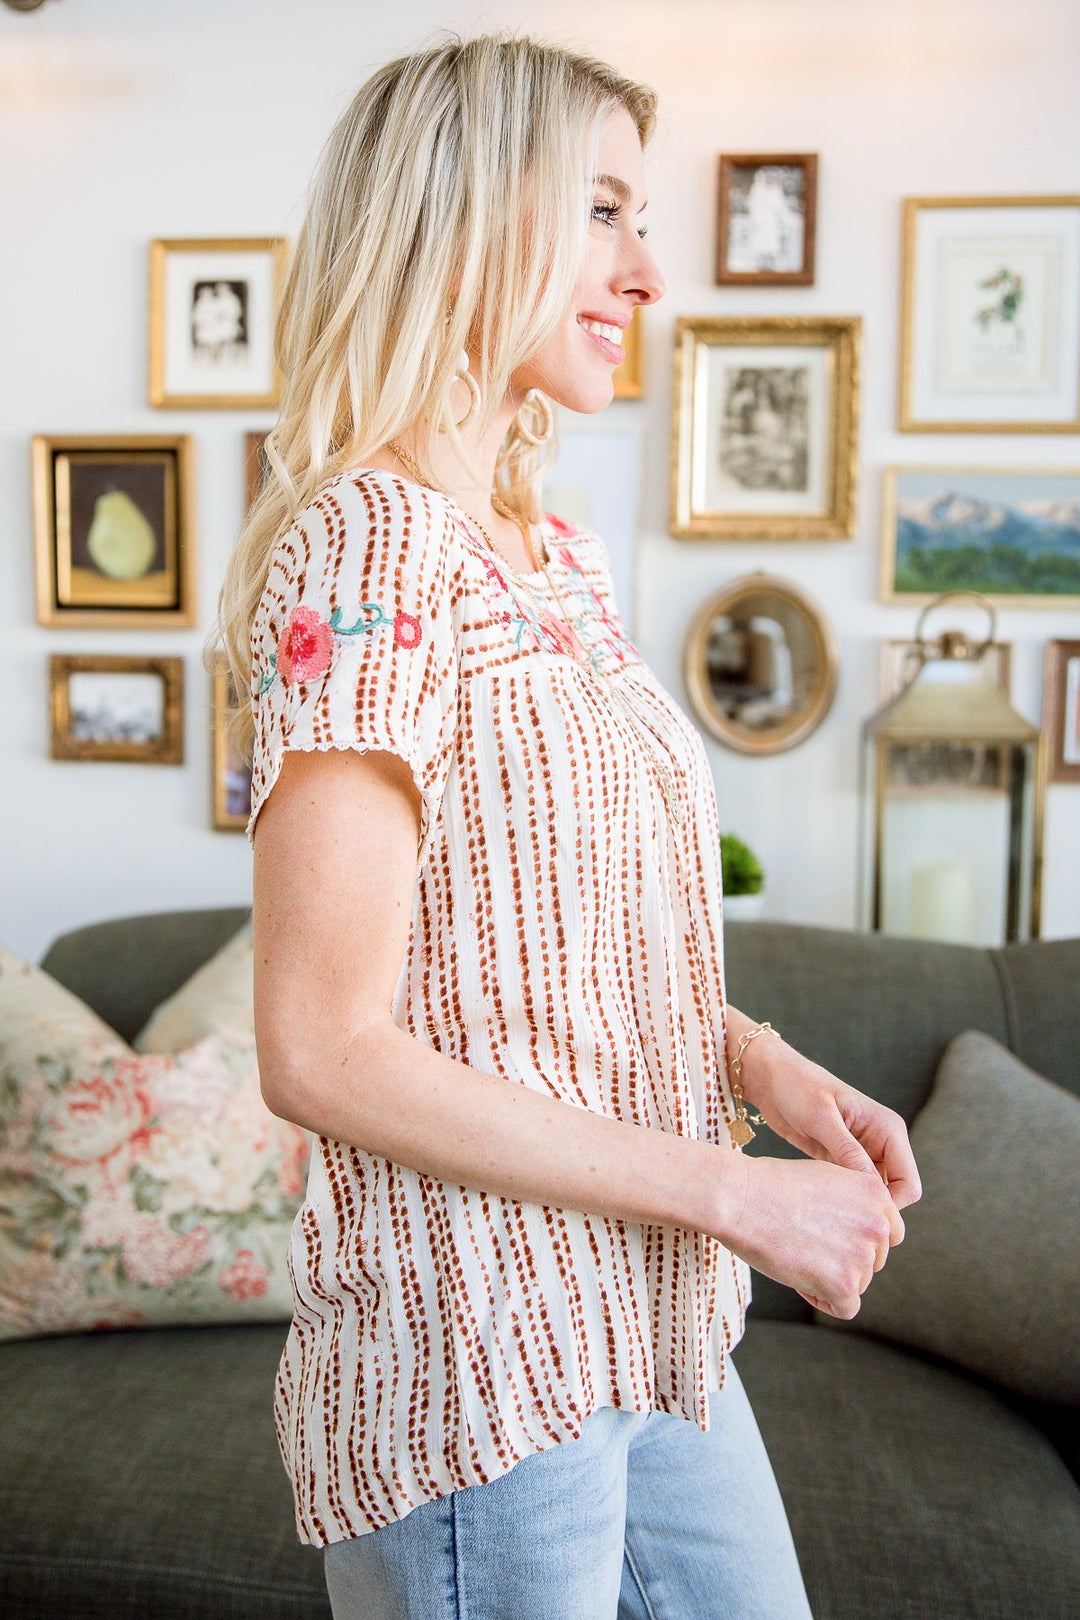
[
  {"x1": 163, "y1": 248, "x2": 277, "y2": 400},
  {"x1": 726, "y1": 163, "x2": 807, "y2": 275},
  {"x1": 696, "y1": 343, "x2": 833, "y2": 518},
  {"x1": 908, "y1": 203, "x2": 1080, "y2": 427}
]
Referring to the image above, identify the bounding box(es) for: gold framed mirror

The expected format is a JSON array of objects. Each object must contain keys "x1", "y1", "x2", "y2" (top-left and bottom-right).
[{"x1": 683, "y1": 572, "x2": 838, "y2": 754}]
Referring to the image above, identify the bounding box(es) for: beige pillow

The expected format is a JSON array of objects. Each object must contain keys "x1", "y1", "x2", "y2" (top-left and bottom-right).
[
  {"x1": 0, "y1": 946, "x2": 306, "y2": 1340},
  {"x1": 135, "y1": 923, "x2": 253, "y2": 1053},
  {"x1": 819, "y1": 1030, "x2": 1080, "y2": 1405}
]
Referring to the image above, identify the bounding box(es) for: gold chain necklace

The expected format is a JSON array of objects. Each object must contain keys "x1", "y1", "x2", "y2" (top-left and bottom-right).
[{"x1": 384, "y1": 439, "x2": 681, "y2": 824}]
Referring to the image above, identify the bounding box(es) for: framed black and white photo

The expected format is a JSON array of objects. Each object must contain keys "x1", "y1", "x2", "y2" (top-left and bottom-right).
[
  {"x1": 671, "y1": 316, "x2": 860, "y2": 540},
  {"x1": 900, "y1": 196, "x2": 1080, "y2": 432},
  {"x1": 149, "y1": 237, "x2": 288, "y2": 409},
  {"x1": 33, "y1": 434, "x2": 196, "y2": 627},
  {"x1": 49, "y1": 654, "x2": 184, "y2": 764},
  {"x1": 716, "y1": 154, "x2": 817, "y2": 286}
]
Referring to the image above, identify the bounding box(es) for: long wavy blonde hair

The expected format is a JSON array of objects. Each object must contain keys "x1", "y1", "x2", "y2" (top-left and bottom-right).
[{"x1": 213, "y1": 33, "x2": 655, "y2": 754}]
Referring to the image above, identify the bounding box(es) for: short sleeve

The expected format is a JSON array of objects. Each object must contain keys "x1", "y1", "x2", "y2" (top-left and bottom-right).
[{"x1": 247, "y1": 471, "x2": 462, "y2": 868}]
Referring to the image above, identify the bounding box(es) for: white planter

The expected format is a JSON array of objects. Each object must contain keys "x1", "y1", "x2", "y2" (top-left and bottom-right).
[{"x1": 722, "y1": 891, "x2": 767, "y2": 921}]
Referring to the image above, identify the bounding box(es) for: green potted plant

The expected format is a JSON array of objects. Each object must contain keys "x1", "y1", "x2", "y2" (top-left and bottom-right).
[{"x1": 720, "y1": 832, "x2": 766, "y2": 920}]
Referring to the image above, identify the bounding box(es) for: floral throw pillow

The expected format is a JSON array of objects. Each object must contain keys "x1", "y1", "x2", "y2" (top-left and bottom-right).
[{"x1": 0, "y1": 946, "x2": 308, "y2": 1340}]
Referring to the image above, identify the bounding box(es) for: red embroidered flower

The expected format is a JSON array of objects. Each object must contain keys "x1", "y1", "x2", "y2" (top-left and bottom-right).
[
  {"x1": 276, "y1": 606, "x2": 334, "y2": 684},
  {"x1": 393, "y1": 611, "x2": 423, "y2": 650},
  {"x1": 557, "y1": 544, "x2": 583, "y2": 574},
  {"x1": 545, "y1": 512, "x2": 578, "y2": 538}
]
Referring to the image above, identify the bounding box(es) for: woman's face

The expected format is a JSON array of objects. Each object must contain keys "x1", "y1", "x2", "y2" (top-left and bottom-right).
[{"x1": 512, "y1": 105, "x2": 665, "y2": 412}]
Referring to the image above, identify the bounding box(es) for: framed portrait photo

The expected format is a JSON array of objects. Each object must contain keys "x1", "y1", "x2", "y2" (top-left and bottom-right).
[
  {"x1": 33, "y1": 434, "x2": 195, "y2": 627},
  {"x1": 49, "y1": 654, "x2": 184, "y2": 764},
  {"x1": 900, "y1": 196, "x2": 1080, "y2": 432},
  {"x1": 211, "y1": 656, "x2": 253, "y2": 830},
  {"x1": 149, "y1": 237, "x2": 288, "y2": 409},
  {"x1": 716, "y1": 154, "x2": 817, "y2": 286},
  {"x1": 1042, "y1": 639, "x2": 1080, "y2": 783},
  {"x1": 880, "y1": 466, "x2": 1080, "y2": 606},
  {"x1": 671, "y1": 315, "x2": 860, "y2": 540}
]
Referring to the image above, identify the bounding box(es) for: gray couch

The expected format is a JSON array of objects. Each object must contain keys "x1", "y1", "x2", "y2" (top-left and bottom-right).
[{"x1": 2, "y1": 911, "x2": 1078, "y2": 1618}]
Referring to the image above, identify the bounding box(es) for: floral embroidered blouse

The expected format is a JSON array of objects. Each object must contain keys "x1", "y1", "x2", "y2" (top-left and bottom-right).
[{"x1": 247, "y1": 467, "x2": 750, "y2": 1547}]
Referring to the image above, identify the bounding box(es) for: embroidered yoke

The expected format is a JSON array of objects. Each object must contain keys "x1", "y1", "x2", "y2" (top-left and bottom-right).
[{"x1": 248, "y1": 467, "x2": 750, "y2": 1547}]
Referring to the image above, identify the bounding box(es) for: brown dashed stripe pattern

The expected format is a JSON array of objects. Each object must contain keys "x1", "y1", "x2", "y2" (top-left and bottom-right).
[{"x1": 249, "y1": 469, "x2": 751, "y2": 1547}]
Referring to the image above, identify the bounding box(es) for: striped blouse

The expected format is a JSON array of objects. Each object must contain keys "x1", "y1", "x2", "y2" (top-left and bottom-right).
[{"x1": 248, "y1": 467, "x2": 750, "y2": 1547}]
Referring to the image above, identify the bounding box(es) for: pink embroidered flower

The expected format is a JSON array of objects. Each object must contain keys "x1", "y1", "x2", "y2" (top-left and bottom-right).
[
  {"x1": 545, "y1": 512, "x2": 578, "y2": 538},
  {"x1": 218, "y1": 1248, "x2": 270, "y2": 1302},
  {"x1": 276, "y1": 606, "x2": 334, "y2": 683},
  {"x1": 538, "y1": 608, "x2": 586, "y2": 660},
  {"x1": 393, "y1": 611, "x2": 423, "y2": 650},
  {"x1": 557, "y1": 544, "x2": 584, "y2": 573}
]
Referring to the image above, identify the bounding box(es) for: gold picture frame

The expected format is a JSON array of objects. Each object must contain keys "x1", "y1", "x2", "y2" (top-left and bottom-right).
[
  {"x1": 33, "y1": 434, "x2": 196, "y2": 627},
  {"x1": 899, "y1": 195, "x2": 1080, "y2": 433},
  {"x1": 211, "y1": 655, "x2": 253, "y2": 830},
  {"x1": 611, "y1": 308, "x2": 643, "y2": 399},
  {"x1": 49, "y1": 654, "x2": 184, "y2": 764},
  {"x1": 671, "y1": 315, "x2": 860, "y2": 539},
  {"x1": 149, "y1": 236, "x2": 288, "y2": 409},
  {"x1": 1042, "y1": 638, "x2": 1080, "y2": 784},
  {"x1": 715, "y1": 153, "x2": 818, "y2": 286}
]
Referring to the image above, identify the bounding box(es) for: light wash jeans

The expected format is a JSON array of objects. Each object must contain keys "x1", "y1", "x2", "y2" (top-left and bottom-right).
[{"x1": 323, "y1": 1363, "x2": 813, "y2": 1619}]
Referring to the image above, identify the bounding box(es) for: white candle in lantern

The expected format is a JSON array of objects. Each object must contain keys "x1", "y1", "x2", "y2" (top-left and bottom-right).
[{"x1": 909, "y1": 860, "x2": 977, "y2": 943}]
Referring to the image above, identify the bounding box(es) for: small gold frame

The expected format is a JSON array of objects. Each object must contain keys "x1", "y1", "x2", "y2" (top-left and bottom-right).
[
  {"x1": 670, "y1": 315, "x2": 860, "y2": 540},
  {"x1": 50, "y1": 654, "x2": 184, "y2": 764},
  {"x1": 612, "y1": 308, "x2": 643, "y2": 399},
  {"x1": 899, "y1": 195, "x2": 1080, "y2": 433},
  {"x1": 149, "y1": 236, "x2": 288, "y2": 409},
  {"x1": 211, "y1": 655, "x2": 253, "y2": 830},
  {"x1": 33, "y1": 434, "x2": 196, "y2": 627}
]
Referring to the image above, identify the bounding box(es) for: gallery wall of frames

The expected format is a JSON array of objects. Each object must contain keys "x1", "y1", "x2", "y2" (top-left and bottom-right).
[{"x1": 5, "y1": 0, "x2": 1079, "y2": 961}]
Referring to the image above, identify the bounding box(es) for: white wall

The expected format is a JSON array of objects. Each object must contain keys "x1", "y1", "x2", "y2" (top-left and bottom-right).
[{"x1": 3, "y1": 0, "x2": 1078, "y2": 963}]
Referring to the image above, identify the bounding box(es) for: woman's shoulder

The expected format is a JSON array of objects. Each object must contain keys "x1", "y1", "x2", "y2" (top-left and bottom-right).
[{"x1": 269, "y1": 466, "x2": 459, "y2": 588}]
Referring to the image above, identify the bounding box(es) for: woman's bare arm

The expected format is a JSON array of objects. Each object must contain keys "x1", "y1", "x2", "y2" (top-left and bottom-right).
[{"x1": 254, "y1": 747, "x2": 902, "y2": 1318}]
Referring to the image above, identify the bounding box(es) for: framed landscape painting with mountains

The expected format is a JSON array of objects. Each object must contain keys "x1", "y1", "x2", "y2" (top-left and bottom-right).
[{"x1": 881, "y1": 467, "x2": 1080, "y2": 606}]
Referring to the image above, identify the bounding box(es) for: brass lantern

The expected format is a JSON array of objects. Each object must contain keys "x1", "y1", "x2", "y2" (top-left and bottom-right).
[{"x1": 860, "y1": 593, "x2": 1044, "y2": 946}]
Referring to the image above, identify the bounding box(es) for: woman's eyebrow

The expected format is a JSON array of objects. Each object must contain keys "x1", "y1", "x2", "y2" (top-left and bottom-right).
[{"x1": 593, "y1": 172, "x2": 648, "y2": 212}]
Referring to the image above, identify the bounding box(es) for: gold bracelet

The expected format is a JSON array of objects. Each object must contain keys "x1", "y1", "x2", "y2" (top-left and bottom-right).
[{"x1": 727, "y1": 1021, "x2": 777, "y2": 1146}]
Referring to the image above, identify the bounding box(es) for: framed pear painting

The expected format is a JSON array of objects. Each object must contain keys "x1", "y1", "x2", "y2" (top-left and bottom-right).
[{"x1": 33, "y1": 434, "x2": 196, "y2": 627}]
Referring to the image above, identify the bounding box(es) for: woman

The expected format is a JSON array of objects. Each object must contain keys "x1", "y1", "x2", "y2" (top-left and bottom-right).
[{"x1": 217, "y1": 33, "x2": 920, "y2": 1620}]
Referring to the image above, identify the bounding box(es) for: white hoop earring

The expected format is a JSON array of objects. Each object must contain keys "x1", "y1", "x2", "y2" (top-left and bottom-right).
[
  {"x1": 454, "y1": 349, "x2": 481, "y2": 427},
  {"x1": 515, "y1": 390, "x2": 554, "y2": 447}
]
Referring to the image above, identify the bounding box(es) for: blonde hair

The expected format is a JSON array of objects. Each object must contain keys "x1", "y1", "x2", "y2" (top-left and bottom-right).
[{"x1": 212, "y1": 32, "x2": 655, "y2": 754}]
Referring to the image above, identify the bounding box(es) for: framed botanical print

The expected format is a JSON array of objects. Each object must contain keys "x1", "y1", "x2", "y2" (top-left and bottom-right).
[
  {"x1": 1042, "y1": 639, "x2": 1080, "y2": 783},
  {"x1": 211, "y1": 655, "x2": 253, "y2": 830},
  {"x1": 716, "y1": 154, "x2": 818, "y2": 286},
  {"x1": 33, "y1": 434, "x2": 196, "y2": 627},
  {"x1": 880, "y1": 466, "x2": 1080, "y2": 606},
  {"x1": 149, "y1": 237, "x2": 288, "y2": 409},
  {"x1": 670, "y1": 315, "x2": 860, "y2": 540},
  {"x1": 899, "y1": 196, "x2": 1080, "y2": 432},
  {"x1": 49, "y1": 654, "x2": 184, "y2": 764}
]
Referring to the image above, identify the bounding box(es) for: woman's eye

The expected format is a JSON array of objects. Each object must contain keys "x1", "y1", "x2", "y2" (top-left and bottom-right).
[{"x1": 591, "y1": 200, "x2": 621, "y2": 227}]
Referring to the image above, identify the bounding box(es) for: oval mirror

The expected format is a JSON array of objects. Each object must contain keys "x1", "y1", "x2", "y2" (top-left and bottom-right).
[{"x1": 683, "y1": 572, "x2": 838, "y2": 754}]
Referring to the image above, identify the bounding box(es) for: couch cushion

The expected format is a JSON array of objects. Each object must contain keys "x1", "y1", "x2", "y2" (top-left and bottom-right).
[
  {"x1": 0, "y1": 1323, "x2": 329, "y2": 1620},
  {"x1": 135, "y1": 923, "x2": 254, "y2": 1053},
  {"x1": 0, "y1": 948, "x2": 307, "y2": 1340},
  {"x1": 736, "y1": 1320, "x2": 1080, "y2": 1620},
  {"x1": 819, "y1": 1030, "x2": 1080, "y2": 1406}
]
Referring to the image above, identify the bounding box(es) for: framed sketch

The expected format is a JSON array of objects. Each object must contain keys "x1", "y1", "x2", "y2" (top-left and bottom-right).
[
  {"x1": 49, "y1": 654, "x2": 184, "y2": 764},
  {"x1": 881, "y1": 467, "x2": 1080, "y2": 606},
  {"x1": 716, "y1": 154, "x2": 817, "y2": 286},
  {"x1": 211, "y1": 656, "x2": 253, "y2": 829},
  {"x1": 612, "y1": 308, "x2": 643, "y2": 399},
  {"x1": 1042, "y1": 639, "x2": 1080, "y2": 783},
  {"x1": 881, "y1": 637, "x2": 1012, "y2": 701},
  {"x1": 33, "y1": 434, "x2": 195, "y2": 627},
  {"x1": 149, "y1": 237, "x2": 288, "y2": 409},
  {"x1": 899, "y1": 196, "x2": 1080, "y2": 432},
  {"x1": 671, "y1": 315, "x2": 860, "y2": 540}
]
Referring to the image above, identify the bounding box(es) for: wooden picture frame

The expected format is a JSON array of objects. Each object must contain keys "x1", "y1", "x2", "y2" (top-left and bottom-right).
[
  {"x1": 899, "y1": 196, "x2": 1080, "y2": 432},
  {"x1": 49, "y1": 654, "x2": 184, "y2": 764},
  {"x1": 149, "y1": 236, "x2": 288, "y2": 409},
  {"x1": 880, "y1": 466, "x2": 1080, "y2": 606},
  {"x1": 612, "y1": 308, "x2": 643, "y2": 398},
  {"x1": 211, "y1": 656, "x2": 253, "y2": 830},
  {"x1": 33, "y1": 434, "x2": 196, "y2": 627},
  {"x1": 671, "y1": 315, "x2": 860, "y2": 539},
  {"x1": 1042, "y1": 639, "x2": 1080, "y2": 783},
  {"x1": 716, "y1": 154, "x2": 818, "y2": 286}
]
